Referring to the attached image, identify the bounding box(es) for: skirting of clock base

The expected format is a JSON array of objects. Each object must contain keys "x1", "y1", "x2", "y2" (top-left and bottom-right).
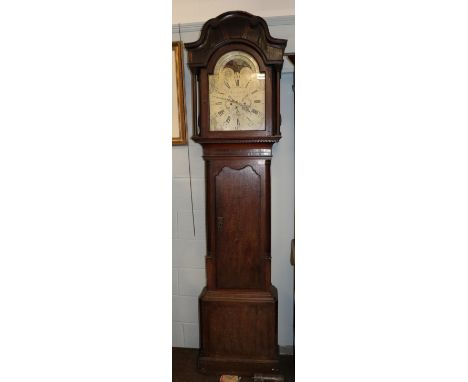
[
  {"x1": 197, "y1": 286, "x2": 279, "y2": 375},
  {"x1": 198, "y1": 354, "x2": 279, "y2": 375}
]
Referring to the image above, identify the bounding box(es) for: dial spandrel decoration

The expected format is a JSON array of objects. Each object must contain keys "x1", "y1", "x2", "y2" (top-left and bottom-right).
[{"x1": 209, "y1": 51, "x2": 265, "y2": 131}]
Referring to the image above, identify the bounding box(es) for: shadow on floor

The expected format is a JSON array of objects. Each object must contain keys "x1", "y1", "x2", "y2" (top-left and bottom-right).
[{"x1": 172, "y1": 347, "x2": 294, "y2": 382}]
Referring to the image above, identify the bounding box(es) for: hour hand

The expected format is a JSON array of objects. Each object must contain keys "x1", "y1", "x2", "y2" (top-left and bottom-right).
[{"x1": 212, "y1": 95, "x2": 228, "y2": 102}]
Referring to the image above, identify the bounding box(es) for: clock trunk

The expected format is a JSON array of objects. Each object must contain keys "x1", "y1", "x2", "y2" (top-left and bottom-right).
[
  {"x1": 214, "y1": 163, "x2": 263, "y2": 289},
  {"x1": 197, "y1": 145, "x2": 278, "y2": 375}
]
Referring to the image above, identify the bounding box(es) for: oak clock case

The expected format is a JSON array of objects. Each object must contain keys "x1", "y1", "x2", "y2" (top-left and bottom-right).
[{"x1": 185, "y1": 11, "x2": 287, "y2": 376}]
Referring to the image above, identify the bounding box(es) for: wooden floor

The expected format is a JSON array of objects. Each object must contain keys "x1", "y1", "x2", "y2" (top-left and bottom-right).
[{"x1": 172, "y1": 348, "x2": 294, "y2": 382}]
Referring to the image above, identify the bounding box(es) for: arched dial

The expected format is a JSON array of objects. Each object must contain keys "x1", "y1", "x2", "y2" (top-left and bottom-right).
[{"x1": 209, "y1": 51, "x2": 265, "y2": 131}]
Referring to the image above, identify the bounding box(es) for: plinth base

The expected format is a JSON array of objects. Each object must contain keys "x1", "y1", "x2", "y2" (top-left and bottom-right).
[{"x1": 197, "y1": 286, "x2": 279, "y2": 375}]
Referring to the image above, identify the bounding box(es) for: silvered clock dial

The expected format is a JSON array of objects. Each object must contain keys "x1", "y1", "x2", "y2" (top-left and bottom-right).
[{"x1": 209, "y1": 50, "x2": 265, "y2": 131}]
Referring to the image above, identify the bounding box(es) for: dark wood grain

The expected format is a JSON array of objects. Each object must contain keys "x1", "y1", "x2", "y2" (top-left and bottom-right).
[
  {"x1": 205, "y1": 155, "x2": 271, "y2": 292},
  {"x1": 185, "y1": 11, "x2": 287, "y2": 376},
  {"x1": 199, "y1": 287, "x2": 279, "y2": 374},
  {"x1": 185, "y1": 11, "x2": 287, "y2": 69},
  {"x1": 215, "y1": 165, "x2": 262, "y2": 289},
  {"x1": 187, "y1": 11, "x2": 287, "y2": 140}
]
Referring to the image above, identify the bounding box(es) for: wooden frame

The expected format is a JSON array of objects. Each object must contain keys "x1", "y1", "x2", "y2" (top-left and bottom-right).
[{"x1": 172, "y1": 41, "x2": 187, "y2": 145}]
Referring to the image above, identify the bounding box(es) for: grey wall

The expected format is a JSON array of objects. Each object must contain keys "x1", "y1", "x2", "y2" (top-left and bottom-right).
[{"x1": 172, "y1": 17, "x2": 295, "y2": 348}]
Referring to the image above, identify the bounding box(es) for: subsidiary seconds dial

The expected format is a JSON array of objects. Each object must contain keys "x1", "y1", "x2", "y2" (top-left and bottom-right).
[{"x1": 209, "y1": 51, "x2": 266, "y2": 131}]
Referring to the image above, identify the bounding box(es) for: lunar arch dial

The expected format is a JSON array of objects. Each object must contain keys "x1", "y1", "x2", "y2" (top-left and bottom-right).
[{"x1": 209, "y1": 51, "x2": 266, "y2": 131}]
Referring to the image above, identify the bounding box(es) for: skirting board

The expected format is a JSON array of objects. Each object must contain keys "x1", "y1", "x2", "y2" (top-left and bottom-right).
[{"x1": 279, "y1": 345, "x2": 294, "y2": 355}]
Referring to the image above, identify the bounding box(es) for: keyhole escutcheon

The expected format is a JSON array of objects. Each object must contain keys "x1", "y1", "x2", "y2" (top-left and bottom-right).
[{"x1": 217, "y1": 217, "x2": 224, "y2": 232}]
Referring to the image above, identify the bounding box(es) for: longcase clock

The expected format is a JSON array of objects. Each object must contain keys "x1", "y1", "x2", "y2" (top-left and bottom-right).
[{"x1": 185, "y1": 11, "x2": 287, "y2": 375}]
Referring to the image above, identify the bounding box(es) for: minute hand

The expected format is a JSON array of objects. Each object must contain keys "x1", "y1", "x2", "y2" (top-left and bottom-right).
[
  {"x1": 227, "y1": 97, "x2": 256, "y2": 113},
  {"x1": 212, "y1": 95, "x2": 256, "y2": 114}
]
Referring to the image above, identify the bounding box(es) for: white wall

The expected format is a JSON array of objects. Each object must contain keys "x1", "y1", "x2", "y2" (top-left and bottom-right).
[
  {"x1": 172, "y1": 17, "x2": 295, "y2": 349},
  {"x1": 172, "y1": 0, "x2": 294, "y2": 24}
]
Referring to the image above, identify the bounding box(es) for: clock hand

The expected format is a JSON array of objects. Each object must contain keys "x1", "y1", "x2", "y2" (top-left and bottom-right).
[
  {"x1": 226, "y1": 96, "x2": 253, "y2": 112},
  {"x1": 213, "y1": 95, "x2": 246, "y2": 108},
  {"x1": 213, "y1": 95, "x2": 260, "y2": 115},
  {"x1": 213, "y1": 96, "x2": 248, "y2": 113},
  {"x1": 212, "y1": 95, "x2": 230, "y2": 102}
]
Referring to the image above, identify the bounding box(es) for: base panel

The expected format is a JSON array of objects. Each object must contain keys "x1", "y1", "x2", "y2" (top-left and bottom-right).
[
  {"x1": 198, "y1": 286, "x2": 279, "y2": 375},
  {"x1": 198, "y1": 354, "x2": 279, "y2": 375}
]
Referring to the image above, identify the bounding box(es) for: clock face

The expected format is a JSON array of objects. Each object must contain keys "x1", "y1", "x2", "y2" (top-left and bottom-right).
[{"x1": 209, "y1": 51, "x2": 265, "y2": 131}]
